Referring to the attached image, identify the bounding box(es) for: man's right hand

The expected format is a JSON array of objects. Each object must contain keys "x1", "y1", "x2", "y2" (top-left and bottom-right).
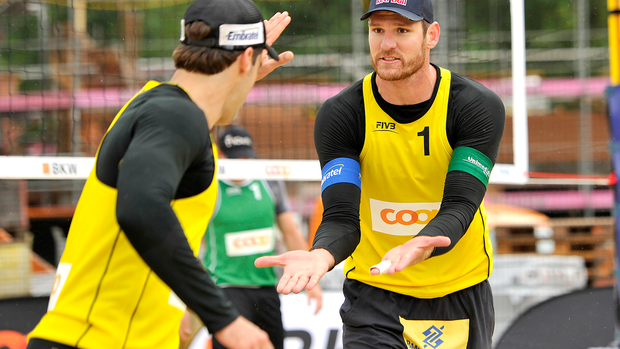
[
  {"x1": 214, "y1": 316, "x2": 273, "y2": 349},
  {"x1": 255, "y1": 249, "x2": 334, "y2": 294}
]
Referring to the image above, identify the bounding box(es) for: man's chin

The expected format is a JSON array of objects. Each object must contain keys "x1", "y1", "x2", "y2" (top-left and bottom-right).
[{"x1": 376, "y1": 70, "x2": 408, "y2": 82}]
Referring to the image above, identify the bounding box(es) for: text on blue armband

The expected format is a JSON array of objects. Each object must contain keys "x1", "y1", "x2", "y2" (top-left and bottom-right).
[{"x1": 321, "y1": 158, "x2": 361, "y2": 193}]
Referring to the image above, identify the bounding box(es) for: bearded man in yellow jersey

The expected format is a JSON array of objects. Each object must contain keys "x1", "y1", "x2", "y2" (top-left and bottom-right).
[
  {"x1": 256, "y1": 0, "x2": 505, "y2": 348},
  {"x1": 27, "y1": 1, "x2": 293, "y2": 348}
]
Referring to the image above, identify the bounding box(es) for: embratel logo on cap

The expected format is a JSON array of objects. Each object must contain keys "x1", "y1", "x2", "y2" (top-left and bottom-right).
[
  {"x1": 219, "y1": 23, "x2": 265, "y2": 47},
  {"x1": 376, "y1": 0, "x2": 408, "y2": 5}
]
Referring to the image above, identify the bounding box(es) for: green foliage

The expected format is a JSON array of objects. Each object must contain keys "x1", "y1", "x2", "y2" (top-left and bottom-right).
[
  {"x1": 88, "y1": 10, "x2": 120, "y2": 42},
  {"x1": 0, "y1": 12, "x2": 40, "y2": 66},
  {"x1": 464, "y1": 0, "x2": 607, "y2": 36},
  {"x1": 254, "y1": 0, "x2": 355, "y2": 54},
  {"x1": 48, "y1": 3, "x2": 68, "y2": 24},
  {"x1": 255, "y1": 0, "x2": 351, "y2": 36},
  {"x1": 140, "y1": 3, "x2": 187, "y2": 57},
  {"x1": 0, "y1": 0, "x2": 610, "y2": 69}
]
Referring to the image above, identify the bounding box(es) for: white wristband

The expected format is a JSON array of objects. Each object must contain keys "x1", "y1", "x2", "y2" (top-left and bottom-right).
[{"x1": 369, "y1": 260, "x2": 391, "y2": 275}]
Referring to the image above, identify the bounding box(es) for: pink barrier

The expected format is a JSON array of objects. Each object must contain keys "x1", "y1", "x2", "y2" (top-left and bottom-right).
[
  {"x1": 0, "y1": 77, "x2": 610, "y2": 113},
  {"x1": 485, "y1": 189, "x2": 614, "y2": 210}
]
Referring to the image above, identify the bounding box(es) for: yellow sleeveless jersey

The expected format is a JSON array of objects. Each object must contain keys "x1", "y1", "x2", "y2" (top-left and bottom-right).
[
  {"x1": 343, "y1": 69, "x2": 493, "y2": 298},
  {"x1": 29, "y1": 81, "x2": 219, "y2": 348}
]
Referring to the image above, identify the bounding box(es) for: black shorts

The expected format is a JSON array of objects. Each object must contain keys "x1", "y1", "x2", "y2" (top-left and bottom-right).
[
  {"x1": 27, "y1": 339, "x2": 77, "y2": 349},
  {"x1": 212, "y1": 286, "x2": 284, "y2": 349},
  {"x1": 340, "y1": 279, "x2": 495, "y2": 349}
]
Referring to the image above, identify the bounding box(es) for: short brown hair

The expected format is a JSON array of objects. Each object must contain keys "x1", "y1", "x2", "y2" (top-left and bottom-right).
[
  {"x1": 422, "y1": 20, "x2": 430, "y2": 37},
  {"x1": 173, "y1": 21, "x2": 262, "y2": 75}
]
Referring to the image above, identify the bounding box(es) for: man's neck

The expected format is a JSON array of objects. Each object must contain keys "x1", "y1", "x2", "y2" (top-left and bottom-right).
[
  {"x1": 375, "y1": 64, "x2": 437, "y2": 106},
  {"x1": 169, "y1": 69, "x2": 236, "y2": 130}
]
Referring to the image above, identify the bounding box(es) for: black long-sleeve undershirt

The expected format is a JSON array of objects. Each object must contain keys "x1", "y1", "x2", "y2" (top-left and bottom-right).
[
  {"x1": 98, "y1": 84, "x2": 238, "y2": 333},
  {"x1": 312, "y1": 65, "x2": 505, "y2": 264}
]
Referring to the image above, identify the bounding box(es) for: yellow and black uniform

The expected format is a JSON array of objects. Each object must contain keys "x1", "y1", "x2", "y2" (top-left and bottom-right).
[
  {"x1": 28, "y1": 81, "x2": 238, "y2": 349},
  {"x1": 312, "y1": 65, "x2": 504, "y2": 348}
]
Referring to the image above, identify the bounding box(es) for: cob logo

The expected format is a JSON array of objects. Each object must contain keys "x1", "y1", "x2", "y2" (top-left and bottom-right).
[{"x1": 43, "y1": 162, "x2": 78, "y2": 175}]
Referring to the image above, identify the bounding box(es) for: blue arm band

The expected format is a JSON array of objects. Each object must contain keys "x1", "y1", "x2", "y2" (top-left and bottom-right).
[{"x1": 320, "y1": 158, "x2": 361, "y2": 193}]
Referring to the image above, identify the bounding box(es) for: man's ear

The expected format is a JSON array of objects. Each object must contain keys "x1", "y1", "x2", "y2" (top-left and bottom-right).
[
  {"x1": 238, "y1": 47, "x2": 255, "y2": 75},
  {"x1": 426, "y1": 22, "x2": 440, "y2": 49}
]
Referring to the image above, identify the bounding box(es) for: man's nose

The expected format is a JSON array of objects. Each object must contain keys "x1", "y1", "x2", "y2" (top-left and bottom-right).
[{"x1": 381, "y1": 31, "x2": 397, "y2": 51}]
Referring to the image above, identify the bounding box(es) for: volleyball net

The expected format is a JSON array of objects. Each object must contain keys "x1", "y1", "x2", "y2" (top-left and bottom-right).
[{"x1": 0, "y1": 2, "x2": 614, "y2": 342}]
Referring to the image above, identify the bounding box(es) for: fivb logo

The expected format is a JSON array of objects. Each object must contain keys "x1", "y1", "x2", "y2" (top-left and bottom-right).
[
  {"x1": 376, "y1": 0, "x2": 408, "y2": 5},
  {"x1": 370, "y1": 198, "x2": 439, "y2": 236},
  {"x1": 219, "y1": 23, "x2": 265, "y2": 47}
]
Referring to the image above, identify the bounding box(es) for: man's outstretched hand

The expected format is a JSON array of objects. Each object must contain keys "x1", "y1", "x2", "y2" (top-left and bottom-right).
[
  {"x1": 257, "y1": 11, "x2": 294, "y2": 81},
  {"x1": 214, "y1": 316, "x2": 274, "y2": 349},
  {"x1": 255, "y1": 249, "x2": 334, "y2": 294},
  {"x1": 370, "y1": 236, "x2": 451, "y2": 276}
]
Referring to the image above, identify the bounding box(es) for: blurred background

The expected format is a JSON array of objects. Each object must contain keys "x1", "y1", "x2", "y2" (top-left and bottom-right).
[{"x1": 0, "y1": 0, "x2": 615, "y2": 348}]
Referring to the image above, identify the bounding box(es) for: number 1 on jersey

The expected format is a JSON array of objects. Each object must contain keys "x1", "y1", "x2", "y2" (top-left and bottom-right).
[{"x1": 417, "y1": 126, "x2": 430, "y2": 156}]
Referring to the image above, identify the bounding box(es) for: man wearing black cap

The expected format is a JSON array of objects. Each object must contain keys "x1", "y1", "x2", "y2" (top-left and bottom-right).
[
  {"x1": 26, "y1": 1, "x2": 291, "y2": 348},
  {"x1": 257, "y1": 0, "x2": 504, "y2": 348},
  {"x1": 180, "y1": 125, "x2": 322, "y2": 349}
]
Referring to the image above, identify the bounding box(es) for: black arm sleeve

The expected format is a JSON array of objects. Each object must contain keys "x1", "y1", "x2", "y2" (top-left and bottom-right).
[
  {"x1": 115, "y1": 110, "x2": 238, "y2": 333},
  {"x1": 310, "y1": 84, "x2": 365, "y2": 265},
  {"x1": 418, "y1": 77, "x2": 506, "y2": 256}
]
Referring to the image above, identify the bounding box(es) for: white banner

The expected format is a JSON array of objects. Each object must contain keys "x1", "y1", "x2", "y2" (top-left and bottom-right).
[{"x1": 189, "y1": 291, "x2": 345, "y2": 349}]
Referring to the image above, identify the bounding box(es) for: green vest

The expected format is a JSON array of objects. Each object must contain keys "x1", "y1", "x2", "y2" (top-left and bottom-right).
[{"x1": 202, "y1": 180, "x2": 277, "y2": 286}]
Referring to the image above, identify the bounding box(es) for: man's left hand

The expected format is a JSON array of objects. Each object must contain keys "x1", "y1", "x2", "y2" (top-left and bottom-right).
[
  {"x1": 370, "y1": 236, "x2": 451, "y2": 276},
  {"x1": 257, "y1": 11, "x2": 294, "y2": 81}
]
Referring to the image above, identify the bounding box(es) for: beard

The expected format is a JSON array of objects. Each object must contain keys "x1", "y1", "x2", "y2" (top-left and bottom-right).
[{"x1": 371, "y1": 45, "x2": 426, "y2": 82}]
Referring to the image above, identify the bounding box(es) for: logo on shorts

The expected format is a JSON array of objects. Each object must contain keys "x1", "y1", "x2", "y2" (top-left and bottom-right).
[
  {"x1": 422, "y1": 325, "x2": 445, "y2": 348},
  {"x1": 400, "y1": 318, "x2": 469, "y2": 349},
  {"x1": 404, "y1": 325, "x2": 444, "y2": 349}
]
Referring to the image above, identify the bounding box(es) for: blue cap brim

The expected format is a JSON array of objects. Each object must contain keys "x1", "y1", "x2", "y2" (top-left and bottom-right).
[{"x1": 360, "y1": 8, "x2": 425, "y2": 22}]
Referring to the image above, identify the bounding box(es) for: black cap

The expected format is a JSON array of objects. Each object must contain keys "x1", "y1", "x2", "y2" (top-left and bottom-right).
[
  {"x1": 219, "y1": 126, "x2": 257, "y2": 159},
  {"x1": 360, "y1": 0, "x2": 434, "y2": 23},
  {"x1": 181, "y1": 0, "x2": 279, "y2": 61}
]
